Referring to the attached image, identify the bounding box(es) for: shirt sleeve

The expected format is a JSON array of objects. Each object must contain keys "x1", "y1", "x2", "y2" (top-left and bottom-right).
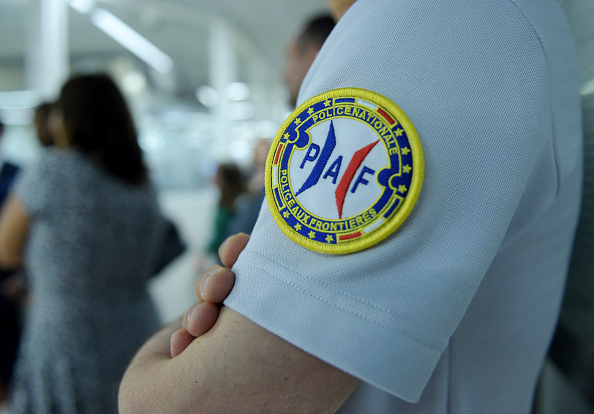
[{"x1": 225, "y1": 0, "x2": 555, "y2": 402}]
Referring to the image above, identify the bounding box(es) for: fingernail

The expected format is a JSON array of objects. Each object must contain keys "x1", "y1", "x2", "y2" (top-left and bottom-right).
[
  {"x1": 199, "y1": 268, "x2": 219, "y2": 296},
  {"x1": 186, "y1": 303, "x2": 199, "y2": 326},
  {"x1": 218, "y1": 235, "x2": 233, "y2": 257}
]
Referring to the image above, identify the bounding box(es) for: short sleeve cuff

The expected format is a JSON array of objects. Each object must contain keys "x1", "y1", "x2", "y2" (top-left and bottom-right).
[{"x1": 225, "y1": 247, "x2": 444, "y2": 403}]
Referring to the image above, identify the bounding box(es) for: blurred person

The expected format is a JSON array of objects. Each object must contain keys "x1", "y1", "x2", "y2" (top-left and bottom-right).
[
  {"x1": 0, "y1": 102, "x2": 55, "y2": 405},
  {"x1": 0, "y1": 118, "x2": 21, "y2": 405},
  {"x1": 0, "y1": 101, "x2": 58, "y2": 304},
  {"x1": 284, "y1": 14, "x2": 335, "y2": 108},
  {"x1": 226, "y1": 14, "x2": 335, "y2": 237},
  {"x1": 33, "y1": 101, "x2": 56, "y2": 147},
  {"x1": 245, "y1": 137, "x2": 272, "y2": 194},
  {"x1": 120, "y1": 0, "x2": 583, "y2": 413},
  {"x1": 538, "y1": 94, "x2": 594, "y2": 413},
  {"x1": 0, "y1": 73, "x2": 167, "y2": 414},
  {"x1": 206, "y1": 162, "x2": 246, "y2": 257},
  {"x1": 531, "y1": 3, "x2": 594, "y2": 411},
  {"x1": 226, "y1": 138, "x2": 271, "y2": 236},
  {"x1": 0, "y1": 120, "x2": 20, "y2": 208}
]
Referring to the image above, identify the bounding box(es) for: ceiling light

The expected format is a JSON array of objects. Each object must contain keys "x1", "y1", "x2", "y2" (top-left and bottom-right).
[
  {"x1": 90, "y1": 8, "x2": 174, "y2": 74},
  {"x1": 226, "y1": 82, "x2": 250, "y2": 101},
  {"x1": 121, "y1": 71, "x2": 147, "y2": 95},
  {"x1": 196, "y1": 85, "x2": 220, "y2": 108},
  {"x1": 139, "y1": 130, "x2": 165, "y2": 152},
  {"x1": 68, "y1": 0, "x2": 94, "y2": 14}
]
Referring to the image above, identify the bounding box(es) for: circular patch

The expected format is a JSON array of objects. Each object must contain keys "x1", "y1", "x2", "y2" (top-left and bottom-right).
[{"x1": 265, "y1": 88, "x2": 423, "y2": 254}]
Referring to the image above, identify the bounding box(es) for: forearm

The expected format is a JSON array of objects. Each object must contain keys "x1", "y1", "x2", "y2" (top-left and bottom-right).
[
  {"x1": 0, "y1": 195, "x2": 29, "y2": 268},
  {"x1": 118, "y1": 321, "x2": 180, "y2": 413},
  {"x1": 119, "y1": 307, "x2": 359, "y2": 414}
]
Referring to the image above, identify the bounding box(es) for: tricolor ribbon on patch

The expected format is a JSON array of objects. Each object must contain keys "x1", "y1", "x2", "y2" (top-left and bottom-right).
[{"x1": 266, "y1": 88, "x2": 424, "y2": 254}]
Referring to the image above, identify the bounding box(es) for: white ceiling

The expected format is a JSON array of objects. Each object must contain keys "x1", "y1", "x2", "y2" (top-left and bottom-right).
[
  {"x1": 0, "y1": 0, "x2": 330, "y2": 96},
  {"x1": 0, "y1": 0, "x2": 592, "y2": 99}
]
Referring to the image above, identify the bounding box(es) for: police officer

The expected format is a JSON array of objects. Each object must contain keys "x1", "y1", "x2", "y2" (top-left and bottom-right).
[{"x1": 119, "y1": 0, "x2": 583, "y2": 412}]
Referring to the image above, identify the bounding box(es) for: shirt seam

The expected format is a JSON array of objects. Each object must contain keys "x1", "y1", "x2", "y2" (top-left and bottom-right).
[
  {"x1": 241, "y1": 248, "x2": 446, "y2": 351},
  {"x1": 507, "y1": 0, "x2": 559, "y2": 198}
]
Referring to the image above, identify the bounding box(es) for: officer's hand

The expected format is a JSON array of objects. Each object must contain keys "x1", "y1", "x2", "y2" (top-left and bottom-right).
[{"x1": 170, "y1": 233, "x2": 250, "y2": 357}]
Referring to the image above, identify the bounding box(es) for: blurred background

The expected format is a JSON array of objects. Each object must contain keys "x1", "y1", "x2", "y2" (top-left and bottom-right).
[
  {"x1": 0, "y1": 0, "x2": 330, "y2": 321},
  {"x1": 0, "y1": 0, "x2": 593, "y2": 412},
  {"x1": 1, "y1": 0, "x2": 593, "y2": 320}
]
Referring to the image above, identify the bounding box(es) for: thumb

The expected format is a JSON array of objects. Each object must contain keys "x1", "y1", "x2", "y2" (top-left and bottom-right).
[{"x1": 219, "y1": 233, "x2": 250, "y2": 269}]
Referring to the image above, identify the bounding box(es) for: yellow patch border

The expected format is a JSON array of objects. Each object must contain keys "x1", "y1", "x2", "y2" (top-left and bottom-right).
[{"x1": 265, "y1": 87, "x2": 424, "y2": 254}]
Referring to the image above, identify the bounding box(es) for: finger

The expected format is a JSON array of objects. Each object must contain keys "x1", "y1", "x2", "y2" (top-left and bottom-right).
[
  {"x1": 170, "y1": 329, "x2": 195, "y2": 358},
  {"x1": 185, "y1": 302, "x2": 220, "y2": 338},
  {"x1": 194, "y1": 265, "x2": 224, "y2": 302},
  {"x1": 182, "y1": 303, "x2": 199, "y2": 330},
  {"x1": 219, "y1": 233, "x2": 250, "y2": 269},
  {"x1": 195, "y1": 266, "x2": 235, "y2": 304}
]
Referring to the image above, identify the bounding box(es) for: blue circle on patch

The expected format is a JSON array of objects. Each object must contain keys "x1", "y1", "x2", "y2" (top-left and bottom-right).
[{"x1": 266, "y1": 88, "x2": 424, "y2": 254}]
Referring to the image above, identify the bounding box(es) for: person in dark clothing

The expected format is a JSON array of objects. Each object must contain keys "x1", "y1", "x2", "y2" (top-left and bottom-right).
[{"x1": 0, "y1": 118, "x2": 21, "y2": 404}]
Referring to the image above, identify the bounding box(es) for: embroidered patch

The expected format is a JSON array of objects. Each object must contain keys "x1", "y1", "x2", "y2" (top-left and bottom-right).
[{"x1": 265, "y1": 88, "x2": 423, "y2": 254}]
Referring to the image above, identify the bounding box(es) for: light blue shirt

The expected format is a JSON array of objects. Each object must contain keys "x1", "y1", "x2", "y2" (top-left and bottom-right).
[{"x1": 226, "y1": 0, "x2": 583, "y2": 412}]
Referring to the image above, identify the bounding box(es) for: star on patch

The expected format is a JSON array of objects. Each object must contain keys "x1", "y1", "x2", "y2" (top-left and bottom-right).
[{"x1": 266, "y1": 88, "x2": 423, "y2": 255}]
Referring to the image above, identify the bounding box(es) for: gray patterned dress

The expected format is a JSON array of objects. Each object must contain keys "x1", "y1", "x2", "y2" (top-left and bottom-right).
[{"x1": 10, "y1": 149, "x2": 165, "y2": 414}]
